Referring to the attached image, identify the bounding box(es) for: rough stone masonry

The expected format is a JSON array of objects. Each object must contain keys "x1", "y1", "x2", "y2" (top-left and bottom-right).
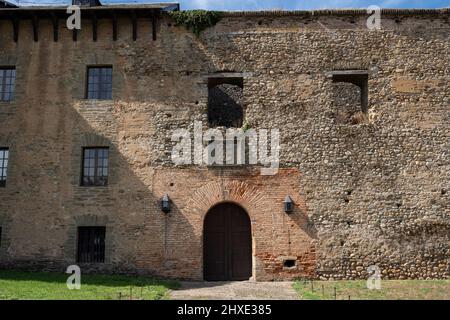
[{"x1": 0, "y1": 6, "x2": 448, "y2": 281}]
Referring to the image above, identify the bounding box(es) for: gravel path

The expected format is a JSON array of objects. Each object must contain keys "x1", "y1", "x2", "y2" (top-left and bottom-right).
[{"x1": 170, "y1": 281, "x2": 298, "y2": 300}]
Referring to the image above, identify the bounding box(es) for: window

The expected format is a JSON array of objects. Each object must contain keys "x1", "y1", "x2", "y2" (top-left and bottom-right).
[
  {"x1": 0, "y1": 148, "x2": 9, "y2": 187},
  {"x1": 208, "y1": 77, "x2": 244, "y2": 128},
  {"x1": 283, "y1": 259, "x2": 296, "y2": 268},
  {"x1": 77, "y1": 227, "x2": 105, "y2": 263},
  {"x1": 86, "y1": 67, "x2": 112, "y2": 100},
  {"x1": 81, "y1": 147, "x2": 109, "y2": 186},
  {"x1": 0, "y1": 68, "x2": 16, "y2": 101},
  {"x1": 329, "y1": 71, "x2": 369, "y2": 125}
]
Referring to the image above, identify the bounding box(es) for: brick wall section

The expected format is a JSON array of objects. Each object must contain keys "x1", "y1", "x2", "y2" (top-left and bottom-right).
[{"x1": 0, "y1": 10, "x2": 448, "y2": 280}]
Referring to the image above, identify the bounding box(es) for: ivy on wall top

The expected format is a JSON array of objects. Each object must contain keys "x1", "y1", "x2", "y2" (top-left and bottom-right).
[{"x1": 168, "y1": 10, "x2": 224, "y2": 36}]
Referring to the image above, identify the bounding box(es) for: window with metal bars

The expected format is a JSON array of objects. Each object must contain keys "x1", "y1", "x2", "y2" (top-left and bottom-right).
[
  {"x1": 0, "y1": 148, "x2": 9, "y2": 187},
  {"x1": 0, "y1": 68, "x2": 16, "y2": 102},
  {"x1": 77, "y1": 227, "x2": 106, "y2": 263},
  {"x1": 81, "y1": 147, "x2": 109, "y2": 186},
  {"x1": 86, "y1": 66, "x2": 112, "y2": 100}
]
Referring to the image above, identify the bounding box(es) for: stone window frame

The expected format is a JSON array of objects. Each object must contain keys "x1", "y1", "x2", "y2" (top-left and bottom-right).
[
  {"x1": 281, "y1": 256, "x2": 298, "y2": 270},
  {"x1": 64, "y1": 214, "x2": 114, "y2": 265},
  {"x1": 207, "y1": 72, "x2": 248, "y2": 129},
  {"x1": 72, "y1": 134, "x2": 116, "y2": 188},
  {"x1": 327, "y1": 70, "x2": 369, "y2": 113}
]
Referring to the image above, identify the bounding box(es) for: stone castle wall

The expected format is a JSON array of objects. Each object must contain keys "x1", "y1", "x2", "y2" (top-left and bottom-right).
[{"x1": 0, "y1": 9, "x2": 448, "y2": 280}]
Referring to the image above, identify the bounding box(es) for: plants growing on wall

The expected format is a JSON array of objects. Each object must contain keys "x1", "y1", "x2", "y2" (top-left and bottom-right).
[{"x1": 168, "y1": 10, "x2": 223, "y2": 36}]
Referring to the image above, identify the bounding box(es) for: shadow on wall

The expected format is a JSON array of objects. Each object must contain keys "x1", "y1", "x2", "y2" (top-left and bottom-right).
[{"x1": 61, "y1": 102, "x2": 198, "y2": 278}]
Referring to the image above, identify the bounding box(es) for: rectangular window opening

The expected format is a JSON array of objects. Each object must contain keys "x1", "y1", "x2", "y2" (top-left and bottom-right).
[
  {"x1": 77, "y1": 226, "x2": 106, "y2": 263},
  {"x1": 86, "y1": 66, "x2": 112, "y2": 100},
  {"x1": 0, "y1": 67, "x2": 16, "y2": 102},
  {"x1": 81, "y1": 147, "x2": 109, "y2": 186},
  {"x1": 0, "y1": 147, "x2": 9, "y2": 187},
  {"x1": 208, "y1": 76, "x2": 244, "y2": 128},
  {"x1": 330, "y1": 71, "x2": 369, "y2": 125}
]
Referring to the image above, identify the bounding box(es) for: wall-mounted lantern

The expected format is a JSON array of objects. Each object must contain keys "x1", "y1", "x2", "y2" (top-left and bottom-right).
[
  {"x1": 284, "y1": 195, "x2": 294, "y2": 214},
  {"x1": 161, "y1": 194, "x2": 171, "y2": 213}
]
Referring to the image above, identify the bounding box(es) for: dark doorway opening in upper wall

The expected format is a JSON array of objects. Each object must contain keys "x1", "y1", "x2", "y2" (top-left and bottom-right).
[
  {"x1": 331, "y1": 71, "x2": 369, "y2": 113},
  {"x1": 208, "y1": 76, "x2": 244, "y2": 128},
  {"x1": 329, "y1": 70, "x2": 369, "y2": 125}
]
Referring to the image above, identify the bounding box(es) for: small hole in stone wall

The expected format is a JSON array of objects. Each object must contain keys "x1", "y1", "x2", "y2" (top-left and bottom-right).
[
  {"x1": 258, "y1": 20, "x2": 263, "y2": 25},
  {"x1": 170, "y1": 183, "x2": 174, "y2": 187},
  {"x1": 283, "y1": 259, "x2": 296, "y2": 268},
  {"x1": 395, "y1": 19, "x2": 401, "y2": 24},
  {"x1": 344, "y1": 198, "x2": 350, "y2": 203},
  {"x1": 346, "y1": 221, "x2": 352, "y2": 226},
  {"x1": 346, "y1": 190, "x2": 352, "y2": 196},
  {"x1": 166, "y1": 113, "x2": 172, "y2": 118},
  {"x1": 441, "y1": 189, "x2": 446, "y2": 195},
  {"x1": 396, "y1": 203, "x2": 402, "y2": 208},
  {"x1": 350, "y1": 20, "x2": 356, "y2": 24},
  {"x1": 195, "y1": 101, "x2": 199, "y2": 105},
  {"x1": 340, "y1": 240, "x2": 345, "y2": 246},
  {"x1": 168, "y1": 23, "x2": 172, "y2": 27}
]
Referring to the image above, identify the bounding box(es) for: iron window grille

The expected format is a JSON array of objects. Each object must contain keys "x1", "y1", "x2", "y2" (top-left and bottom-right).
[{"x1": 77, "y1": 226, "x2": 106, "y2": 263}]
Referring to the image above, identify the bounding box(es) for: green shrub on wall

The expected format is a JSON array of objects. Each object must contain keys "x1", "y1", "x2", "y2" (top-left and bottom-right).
[{"x1": 168, "y1": 10, "x2": 223, "y2": 36}]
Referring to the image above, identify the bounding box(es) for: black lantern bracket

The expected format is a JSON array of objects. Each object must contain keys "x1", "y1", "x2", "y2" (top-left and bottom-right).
[
  {"x1": 284, "y1": 195, "x2": 294, "y2": 214},
  {"x1": 162, "y1": 194, "x2": 171, "y2": 213}
]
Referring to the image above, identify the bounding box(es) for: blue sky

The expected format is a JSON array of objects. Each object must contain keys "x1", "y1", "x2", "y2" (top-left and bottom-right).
[{"x1": 9, "y1": 0, "x2": 450, "y2": 10}]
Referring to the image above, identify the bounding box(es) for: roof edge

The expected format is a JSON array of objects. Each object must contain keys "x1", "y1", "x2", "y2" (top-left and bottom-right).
[
  {"x1": 219, "y1": 8, "x2": 450, "y2": 17},
  {"x1": 0, "y1": 7, "x2": 448, "y2": 16}
]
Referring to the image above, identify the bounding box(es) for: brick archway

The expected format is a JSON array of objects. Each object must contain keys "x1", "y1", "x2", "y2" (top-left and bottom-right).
[{"x1": 185, "y1": 180, "x2": 266, "y2": 223}]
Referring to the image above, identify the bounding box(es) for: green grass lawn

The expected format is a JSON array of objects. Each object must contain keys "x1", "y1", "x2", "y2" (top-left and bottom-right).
[
  {"x1": 0, "y1": 270, "x2": 179, "y2": 300},
  {"x1": 293, "y1": 279, "x2": 450, "y2": 300}
]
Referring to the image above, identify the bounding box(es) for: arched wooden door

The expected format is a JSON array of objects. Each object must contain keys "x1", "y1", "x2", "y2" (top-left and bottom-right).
[{"x1": 203, "y1": 203, "x2": 252, "y2": 281}]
